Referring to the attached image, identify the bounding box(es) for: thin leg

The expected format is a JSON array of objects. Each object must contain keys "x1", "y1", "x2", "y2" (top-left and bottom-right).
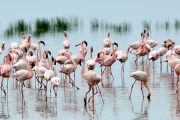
[
  {"x1": 84, "y1": 85, "x2": 92, "y2": 107},
  {"x1": 135, "y1": 56, "x2": 140, "y2": 64},
  {"x1": 144, "y1": 82, "x2": 151, "y2": 99},
  {"x1": 97, "y1": 84, "x2": 104, "y2": 103},
  {"x1": 69, "y1": 76, "x2": 79, "y2": 90},
  {"x1": 88, "y1": 85, "x2": 98, "y2": 103},
  {"x1": 50, "y1": 82, "x2": 52, "y2": 98},
  {"x1": 141, "y1": 81, "x2": 144, "y2": 100},
  {"x1": 53, "y1": 86, "x2": 57, "y2": 97},
  {"x1": 109, "y1": 66, "x2": 114, "y2": 80},
  {"x1": 101, "y1": 67, "x2": 107, "y2": 77},
  {"x1": 176, "y1": 75, "x2": 179, "y2": 93},
  {"x1": 0, "y1": 78, "x2": 6, "y2": 96},
  {"x1": 129, "y1": 80, "x2": 136, "y2": 99}
]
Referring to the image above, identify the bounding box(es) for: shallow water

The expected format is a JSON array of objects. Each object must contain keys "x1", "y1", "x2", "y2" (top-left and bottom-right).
[{"x1": 1, "y1": 0, "x2": 180, "y2": 120}]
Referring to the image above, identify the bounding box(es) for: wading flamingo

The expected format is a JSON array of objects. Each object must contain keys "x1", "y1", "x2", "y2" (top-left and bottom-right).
[
  {"x1": 82, "y1": 46, "x2": 103, "y2": 106},
  {"x1": 129, "y1": 71, "x2": 151, "y2": 100}
]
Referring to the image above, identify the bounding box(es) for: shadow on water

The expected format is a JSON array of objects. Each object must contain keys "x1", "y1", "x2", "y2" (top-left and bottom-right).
[{"x1": 130, "y1": 99, "x2": 150, "y2": 120}]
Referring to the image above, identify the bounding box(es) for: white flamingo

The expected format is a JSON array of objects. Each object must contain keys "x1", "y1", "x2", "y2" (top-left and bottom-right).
[{"x1": 129, "y1": 71, "x2": 151, "y2": 100}]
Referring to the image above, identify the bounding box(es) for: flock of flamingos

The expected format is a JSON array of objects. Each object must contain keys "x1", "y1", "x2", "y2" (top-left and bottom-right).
[{"x1": 0, "y1": 28, "x2": 180, "y2": 107}]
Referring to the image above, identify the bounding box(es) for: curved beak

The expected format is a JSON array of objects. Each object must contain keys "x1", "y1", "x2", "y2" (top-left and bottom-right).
[
  {"x1": 83, "y1": 40, "x2": 88, "y2": 47},
  {"x1": 112, "y1": 42, "x2": 118, "y2": 48},
  {"x1": 39, "y1": 41, "x2": 45, "y2": 46}
]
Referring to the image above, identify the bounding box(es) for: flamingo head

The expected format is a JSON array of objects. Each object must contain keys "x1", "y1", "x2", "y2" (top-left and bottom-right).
[
  {"x1": 28, "y1": 50, "x2": 33, "y2": 56},
  {"x1": 87, "y1": 59, "x2": 95, "y2": 70}
]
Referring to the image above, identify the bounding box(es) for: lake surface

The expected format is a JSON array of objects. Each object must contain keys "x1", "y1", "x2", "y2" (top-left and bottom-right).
[{"x1": 0, "y1": 0, "x2": 180, "y2": 120}]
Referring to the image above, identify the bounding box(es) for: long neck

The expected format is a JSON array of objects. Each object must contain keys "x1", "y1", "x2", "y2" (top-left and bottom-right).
[
  {"x1": 126, "y1": 46, "x2": 131, "y2": 55},
  {"x1": 90, "y1": 48, "x2": 92, "y2": 59}
]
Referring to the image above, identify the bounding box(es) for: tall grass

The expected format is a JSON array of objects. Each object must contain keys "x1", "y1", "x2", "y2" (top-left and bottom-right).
[
  {"x1": 4, "y1": 17, "x2": 80, "y2": 37},
  {"x1": 4, "y1": 20, "x2": 31, "y2": 37},
  {"x1": 90, "y1": 18, "x2": 131, "y2": 34}
]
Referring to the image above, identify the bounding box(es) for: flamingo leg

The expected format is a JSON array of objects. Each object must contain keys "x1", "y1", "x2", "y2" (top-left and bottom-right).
[
  {"x1": 84, "y1": 85, "x2": 92, "y2": 106},
  {"x1": 144, "y1": 82, "x2": 151, "y2": 99},
  {"x1": 109, "y1": 66, "x2": 114, "y2": 80},
  {"x1": 37, "y1": 79, "x2": 43, "y2": 98},
  {"x1": 96, "y1": 84, "x2": 104, "y2": 103},
  {"x1": 0, "y1": 78, "x2": 6, "y2": 96},
  {"x1": 53, "y1": 86, "x2": 57, "y2": 97},
  {"x1": 129, "y1": 80, "x2": 136, "y2": 99},
  {"x1": 50, "y1": 82, "x2": 52, "y2": 98},
  {"x1": 88, "y1": 85, "x2": 98, "y2": 103},
  {"x1": 141, "y1": 81, "x2": 144, "y2": 100},
  {"x1": 69, "y1": 76, "x2": 79, "y2": 90},
  {"x1": 135, "y1": 56, "x2": 140, "y2": 64},
  {"x1": 101, "y1": 67, "x2": 107, "y2": 77},
  {"x1": 74, "y1": 71, "x2": 76, "y2": 89},
  {"x1": 176, "y1": 74, "x2": 179, "y2": 93}
]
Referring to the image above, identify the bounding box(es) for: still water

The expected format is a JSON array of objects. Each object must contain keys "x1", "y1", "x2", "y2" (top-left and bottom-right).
[{"x1": 1, "y1": 0, "x2": 180, "y2": 120}]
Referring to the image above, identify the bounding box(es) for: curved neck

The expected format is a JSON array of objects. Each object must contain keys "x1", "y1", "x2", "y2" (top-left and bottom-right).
[{"x1": 126, "y1": 46, "x2": 131, "y2": 55}]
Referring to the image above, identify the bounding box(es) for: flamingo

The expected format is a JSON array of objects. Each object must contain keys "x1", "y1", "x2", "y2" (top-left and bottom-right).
[
  {"x1": 38, "y1": 50, "x2": 51, "y2": 69},
  {"x1": 167, "y1": 51, "x2": 180, "y2": 74},
  {"x1": 20, "y1": 35, "x2": 31, "y2": 51},
  {"x1": 13, "y1": 64, "x2": 33, "y2": 101},
  {"x1": 50, "y1": 77, "x2": 61, "y2": 97},
  {"x1": 26, "y1": 50, "x2": 36, "y2": 69},
  {"x1": 43, "y1": 57, "x2": 56, "y2": 97},
  {"x1": 144, "y1": 31, "x2": 158, "y2": 49},
  {"x1": 55, "y1": 31, "x2": 71, "y2": 66},
  {"x1": 59, "y1": 59, "x2": 79, "y2": 90},
  {"x1": 148, "y1": 50, "x2": 160, "y2": 61},
  {"x1": 96, "y1": 42, "x2": 117, "y2": 80},
  {"x1": 0, "y1": 42, "x2": 5, "y2": 54},
  {"x1": 157, "y1": 43, "x2": 168, "y2": 64},
  {"x1": 12, "y1": 49, "x2": 28, "y2": 71},
  {"x1": 134, "y1": 34, "x2": 152, "y2": 63},
  {"x1": 103, "y1": 32, "x2": 111, "y2": 48},
  {"x1": 129, "y1": 71, "x2": 151, "y2": 100},
  {"x1": 163, "y1": 38, "x2": 176, "y2": 49},
  {"x1": 0, "y1": 54, "x2": 12, "y2": 96},
  {"x1": 82, "y1": 46, "x2": 103, "y2": 106},
  {"x1": 174, "y1": 45, "x2": 180, "y2": 57},
  {"x1": 63, "y1": 31, "x2": 70, "y2": 49},
  {"x1": 116, "y1": 46, "x2": 131, "y2": 71}
]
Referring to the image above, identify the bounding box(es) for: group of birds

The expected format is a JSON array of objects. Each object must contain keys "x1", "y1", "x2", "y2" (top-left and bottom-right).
[{"x1": 0, "y1": 29, "x2": 180, "y2": 107}]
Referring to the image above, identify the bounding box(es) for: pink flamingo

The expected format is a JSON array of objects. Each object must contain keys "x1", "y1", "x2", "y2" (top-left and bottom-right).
[
  {"x1": 55, "y1": 31, "x2": 71, "y2": 66},
  {"x1": 59, "y1": 59, "x2": 79, "y2": 90},
  {"x1": 0, "y1": 54, "x2": 12, "y2": 96},
  {"x1": 26, "y1": 50, "x2": 36, "y2": 69},
  {"x1": 157, "y1": 43, "x2": 168, "y2": 65},
  {"x1": 13, "y1": 64, "x2": 33, "y2": 101},
  {"x1": 116, "y1": 46, "x2": 131, "y2": 71},
  {"x1": 129, "y1": 71, "x2": 151, "y2": 100},
  {"x1": 167, "y1": 51, "x2": 180, "y2": 75},
  {"x1": 103, "y1": 32, "x2": 111, "y2": 48},
  {"x1": 50, "y1": 77, "x2": 61, "y2": 97},
  {"x1": 134, "y1": 34, "x2": 151, "y2": 63},
  {"x1": 96, "y1": 42, "x2": 117, "y2": 80},
  {"x1": 82, "y1": 46, "x2": 104, "y2": 106}
]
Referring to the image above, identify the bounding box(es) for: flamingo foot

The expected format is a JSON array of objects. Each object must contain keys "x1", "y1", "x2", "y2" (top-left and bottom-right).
[{"x1": 147, "y1": 93, "x2": 151, "y2": 100}]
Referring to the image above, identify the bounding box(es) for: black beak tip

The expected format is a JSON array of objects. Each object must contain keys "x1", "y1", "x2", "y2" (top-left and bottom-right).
[
  {"x1": 84, "y1": 98, "x2": 87, "y2": 106},
  {"x1": 84, "y1": 40, "x2": 88, "y2": 47}
]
